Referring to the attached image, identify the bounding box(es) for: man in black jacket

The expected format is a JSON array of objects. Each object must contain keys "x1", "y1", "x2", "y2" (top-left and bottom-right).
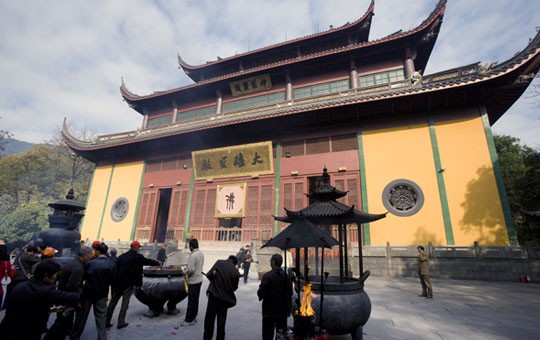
[
  {"x1": 106, "y1": 241, "x2": 160, "y2": 329},
  {"x1": 0, "y1": 259, "x2": 80, "y2": 340},
  {"x1": 71, "y1": 242, "x2": 116, "y2": 340},
  {"x1": 203, "y1": 255, "x2": 240, "y2": 340},
  {"x1": 45, "y1": 247, "x2": 93, "y2": 339},
  {"x1": 257, "y1": 254, "x2": 292, "y2": 340}
]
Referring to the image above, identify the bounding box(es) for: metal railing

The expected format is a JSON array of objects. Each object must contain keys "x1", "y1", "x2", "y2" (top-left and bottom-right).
[
  {"x1": 184, "y1": 227, "x2": 274, "y2": 243},
  {"x1": 360, "y1": 241, "x2": 540, "y2": 260}
]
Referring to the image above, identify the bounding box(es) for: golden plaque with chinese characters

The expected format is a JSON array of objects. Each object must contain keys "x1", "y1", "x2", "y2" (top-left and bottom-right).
[
  {"x1": 192, "y1": 141, "x2": 274, "y2": 180},
  {"x1": 229, "y1": 73, "x2": 272, "y2": 97}
]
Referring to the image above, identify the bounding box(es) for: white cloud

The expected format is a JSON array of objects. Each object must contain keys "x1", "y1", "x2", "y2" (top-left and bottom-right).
[{"x1": 1, "y1": 0, "x2": 539, "y2": 147}]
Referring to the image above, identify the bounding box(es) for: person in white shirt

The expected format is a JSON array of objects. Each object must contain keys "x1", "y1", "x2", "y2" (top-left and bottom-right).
[{"x1": 182, "y1": 238, "x2": 204, "y2": 326}]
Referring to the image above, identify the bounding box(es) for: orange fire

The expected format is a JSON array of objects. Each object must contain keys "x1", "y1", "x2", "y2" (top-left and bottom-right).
[{"x1": 297, "y1": 283, "x2": 317, "y2": 317}]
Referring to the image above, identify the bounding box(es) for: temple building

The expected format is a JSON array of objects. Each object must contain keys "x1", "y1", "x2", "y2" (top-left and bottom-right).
[{"x1": 63, "y1": 0, "x2": 540, "y2": 247}]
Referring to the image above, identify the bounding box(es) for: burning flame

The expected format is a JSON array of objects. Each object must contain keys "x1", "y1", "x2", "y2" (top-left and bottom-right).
[{"x1": 297, "y1": 283, "x2": 317, "y2": 317}]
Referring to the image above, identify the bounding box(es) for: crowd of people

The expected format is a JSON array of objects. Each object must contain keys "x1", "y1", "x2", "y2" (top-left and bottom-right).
[
  {"x1": 0, "y1": 238, "x2": 161, "y2": 340},
  {"x1": 0, "y1": 237, "x2": 300, "y2": 340}
]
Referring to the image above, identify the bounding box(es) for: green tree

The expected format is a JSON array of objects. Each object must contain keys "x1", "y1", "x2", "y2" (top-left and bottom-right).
[
  {"x1": 494, "y1": 135, "x2": 540, "y2": 245},
  {"x1": 0, "y1": 135, "x2": 95, "y2": 246},
  {"x1": 0, "y1": 201, "x2": 49, "y2": 244},
  {"x1": 0, "y1": 117, "x2": 13, "y2": 156}
]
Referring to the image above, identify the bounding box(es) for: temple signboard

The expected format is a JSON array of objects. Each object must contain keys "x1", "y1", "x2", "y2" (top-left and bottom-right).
[
  {"x1": 215, "y1": 183, "x2": 247, "y2": 218},
  {"x1": 192, "y1": 141, "x2": 274, "y2": 180},
  {"x1": 229, "y1": 73, "x2": 272, "y2": 97}
]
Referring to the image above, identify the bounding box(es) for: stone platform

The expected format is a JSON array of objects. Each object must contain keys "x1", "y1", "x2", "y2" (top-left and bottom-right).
[{"x1": 1, "y1": 276, "x2": 534, "y2": 339}]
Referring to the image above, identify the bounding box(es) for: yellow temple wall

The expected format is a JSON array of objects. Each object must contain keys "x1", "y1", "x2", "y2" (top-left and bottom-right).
[
  {"x1": 362, "y1": 110, "x2": 509, "y2": 246},
  {"x1": 80, "y1": 161, "x2": 144, "y2": 242},
  {"x1": 434, "y1": 114, "x2": 509, "y2": 245},
  {"x1": 80, "y1": 165, "x2": 112, "y2": 240},
  {"x1": 363, "y1": 120, "x2": 446, "y2": 246}
]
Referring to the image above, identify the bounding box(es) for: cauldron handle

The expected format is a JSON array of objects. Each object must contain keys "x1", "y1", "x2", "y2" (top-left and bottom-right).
[{"x1": 359, "y1": 270, "x2": 371, "y2": 284}]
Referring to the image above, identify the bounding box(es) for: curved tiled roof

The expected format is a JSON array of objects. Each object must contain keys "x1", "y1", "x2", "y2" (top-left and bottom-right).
[
  {"x1": 275, "y1": 203, "x2": 387, "y2": 225},
  {"x1": 177, "y1": 0, "x2": 375, "y2": 81},
  {"x1": 274, "y1": 167, "x2": 385, "y2": 224},
  {"x1": 120, "y1": 0, "x2": 446, "y2": 105},
  {"x1": 307, "y1": 167, "x2": 348, "y2": 200},
  {"x1": 65, "y1": 25, "x2": 540, "y2": 162}
]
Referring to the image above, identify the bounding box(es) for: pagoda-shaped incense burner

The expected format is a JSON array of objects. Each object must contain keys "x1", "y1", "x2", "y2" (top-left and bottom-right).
[
  {"x1": 270, "y1": 168, "x2": 386, "y2": 339},
  {"x1": 39, "y1": 189, "x2": 86, "y2": 257}
]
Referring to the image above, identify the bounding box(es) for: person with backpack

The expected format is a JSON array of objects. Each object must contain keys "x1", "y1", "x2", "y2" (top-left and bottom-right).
[{"x1": 3, "y1": 241, "x2": 42, "y2": 309}]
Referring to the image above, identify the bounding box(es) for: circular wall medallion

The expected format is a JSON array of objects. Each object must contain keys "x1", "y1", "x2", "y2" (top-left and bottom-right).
[
  {"x1": 111, "y1": 197, "x2": 129, "y2": 222},
  {"x1": 382, "y1": 179, "x2": 424, "y2": 217}
]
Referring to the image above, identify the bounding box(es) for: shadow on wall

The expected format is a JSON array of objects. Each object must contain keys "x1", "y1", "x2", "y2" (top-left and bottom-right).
[
  {"x1": 412, "y1": 226, "x2": 443, "y2": 246},
  {"x1": 460, "y1": 165, "x2": 507, "y2": 245}
]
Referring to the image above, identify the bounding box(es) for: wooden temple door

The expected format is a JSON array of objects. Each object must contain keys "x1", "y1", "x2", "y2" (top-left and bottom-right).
[
  {"x1": 166, "y1": 187, "x2": 190, "y2": 242},
  {"x1": 153, "y1": 188, "x2": 172, "y2": 243},
  {"x1": 280, "y1": 176, "x2": 308, "y2": 241},
  {"x1": 134, "y1": 188, "x2": 159, "y2": 242},
  {"x1": 244, "y1": 179, "x2": 274, "y2": 243},
  {"x1": 332, "y1": 171, "x2": 361, "y2": 246},
  {"x1": 190, "y1": 185, "x2": 217, "y2": 241}
]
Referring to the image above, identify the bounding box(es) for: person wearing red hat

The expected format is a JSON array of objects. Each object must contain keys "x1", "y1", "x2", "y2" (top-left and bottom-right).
[
  {"x1": 106, "y1": 241, "x2": 160, "y2": 329},
  {"x1": 91, "y1": 241, "x2": 101, "y2": 258}
]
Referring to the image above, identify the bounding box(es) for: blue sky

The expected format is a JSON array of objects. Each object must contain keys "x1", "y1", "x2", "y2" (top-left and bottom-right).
[{"x1": 1, "y1": 0, "x2": 539, "y2": 147}]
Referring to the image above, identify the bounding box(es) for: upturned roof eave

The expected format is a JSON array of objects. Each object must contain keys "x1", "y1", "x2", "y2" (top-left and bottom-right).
[
  {"x1": 275, "y1": 206, "x2": 387, "y2": 225},
  {"x1": 121, "y1": 0, "x2": 445, "y2": 104},
  {"x1": 177, "y1": 0, "x2": 375, "y2": 75},
  {"x1": 65, "y1": 30, "x2": 540, "y2": 159}
]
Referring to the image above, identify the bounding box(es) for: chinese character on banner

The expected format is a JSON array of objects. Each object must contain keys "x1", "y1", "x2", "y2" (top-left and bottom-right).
[
  {"x1": 202, "y1": 159, "x2": 213, "y2": 171},
  {"x1": 229, "y1": 74, "x2": 272, "y2": 97},
  {"x1": 251, "y1": 152, "x2": 263, "y2": 165},
  {"x1": 192, "y1": 141, "x2": 274, "y2": 180},
  {"x1": 215, "y1": 183, "x2": 247, "y2": 218},
  {"x1": 234, "y1": 153, "x2": 245, "y2": 167},
  {"x1": 225, "y1": 192, "x2": 235, "y2": 210},
  {"x1": 219, "y1": 156, "x2": 228, "y2": 169}
]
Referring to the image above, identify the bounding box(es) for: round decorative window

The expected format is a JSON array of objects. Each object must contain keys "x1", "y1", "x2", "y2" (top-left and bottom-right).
[
  {"x1": 382, "y1": 179, "x2": 424, "y2": 217},
  {"x1": 111, "y1": 197, "x2": 129, "y2": 222}
]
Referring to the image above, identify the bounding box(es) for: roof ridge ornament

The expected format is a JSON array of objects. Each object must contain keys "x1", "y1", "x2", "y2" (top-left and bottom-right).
[
  {"x1": 478, "y1": 62, "x2": 498, "y2": 74},
  {"x1": 322, "y1": 167, "x2": 330, "y2": 184}
]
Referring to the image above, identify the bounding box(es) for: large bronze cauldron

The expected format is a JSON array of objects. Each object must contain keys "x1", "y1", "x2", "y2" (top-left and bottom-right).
[
  {"x1": 308, "y1": 273, "x2": 371, "y2": 340},
  {"x1": 134, "y1": 266, "x2": 188, "y2": 317}
]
